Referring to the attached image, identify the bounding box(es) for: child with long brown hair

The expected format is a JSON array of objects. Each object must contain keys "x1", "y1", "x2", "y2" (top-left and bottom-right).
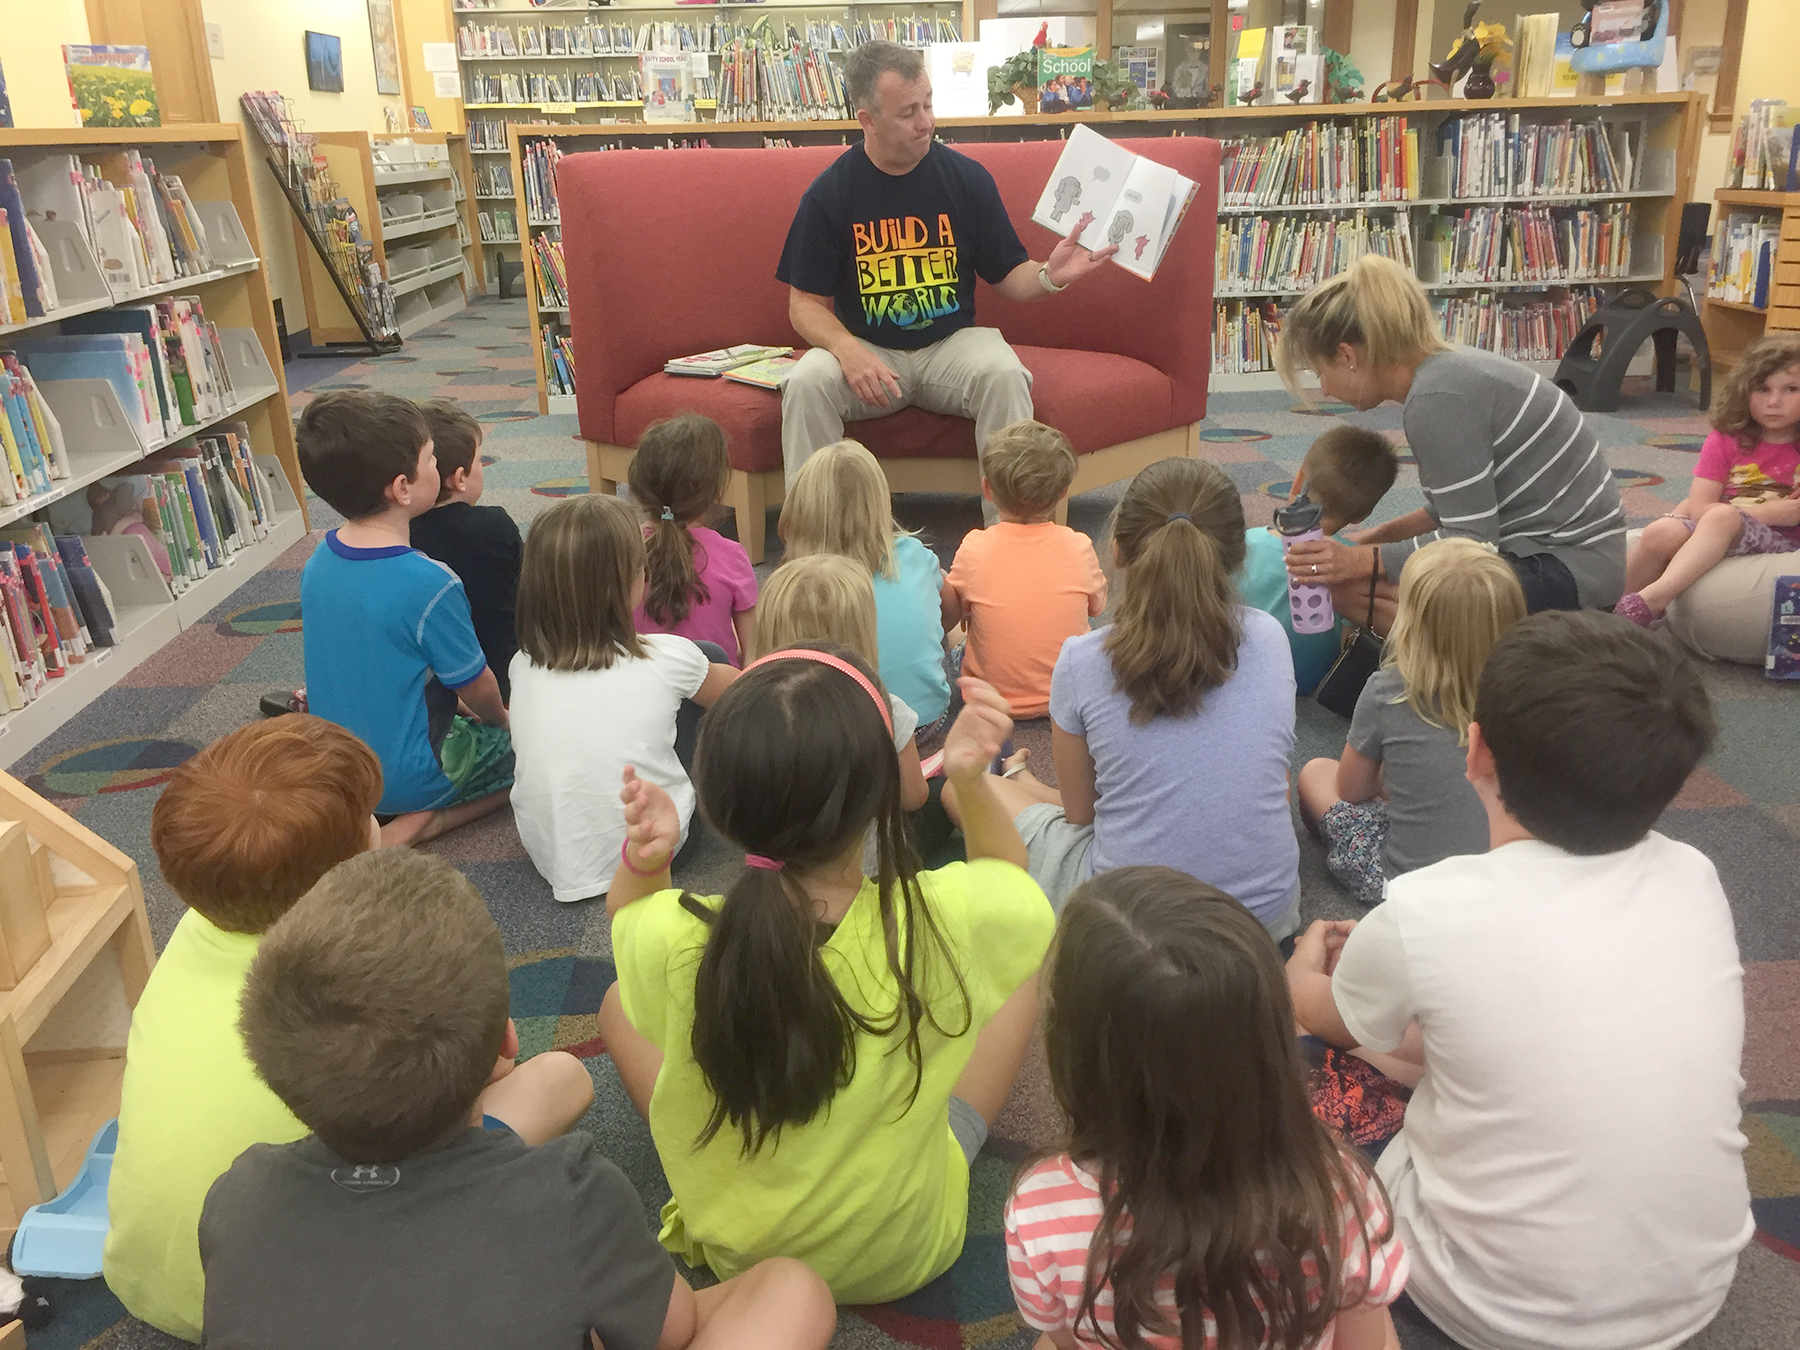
[
  {"x1": 953, "y1": 457, "x2": 1301, "y2": 936},
  {"x1": 1006, "y1": 866, "x2": 1407, "y2": 1350},
  {"x1": 597, "y1": 652, "x2": 1052, "y2": 1304},
  {"x1": 1617, "y1": 331, "x2": 1800, "y2": 625},
  {"x1": 1298, "y1": 538, "x2": 1527, "y2": 904},
  {"x1": 629, "y1": 414, "x2": 759, "y2": 664},
  {"x1": 508, "y1": 493, "x2": 735, "y2": 902}
]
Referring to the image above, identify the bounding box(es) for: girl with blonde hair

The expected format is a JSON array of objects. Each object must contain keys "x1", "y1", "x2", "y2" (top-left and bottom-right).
[
  {"x1": 1297, "y1": 537, "x2": 1527, "y2": 903},
  {"x1": 1275, "y1": 254, "x2": 1625, "y2": 614},
  {"x1": 951, "y1": 457, "x2": 1301, "y2": 935},
  {"x1": 779, "y1": 440, "x2": 953, "y2": 732}
]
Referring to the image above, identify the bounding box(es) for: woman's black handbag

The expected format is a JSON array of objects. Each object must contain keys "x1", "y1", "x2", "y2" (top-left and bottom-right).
[{"x1": 1313, "y1": 556, "x2": 1384, "y2": 719}]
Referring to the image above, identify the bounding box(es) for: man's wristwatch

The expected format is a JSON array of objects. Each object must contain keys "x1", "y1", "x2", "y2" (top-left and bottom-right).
[{"x1": 1038, "y1": 263, "x2": 1066, "y2": 294}]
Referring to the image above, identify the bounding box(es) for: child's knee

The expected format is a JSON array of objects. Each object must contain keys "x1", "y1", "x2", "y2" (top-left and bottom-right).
[
  {"x1": 1640, "y1": 516, "x2": 1688, "y2": 550},
  {"x1": 1696, "y1": 502, "x2": 1743, "y2": 533}
]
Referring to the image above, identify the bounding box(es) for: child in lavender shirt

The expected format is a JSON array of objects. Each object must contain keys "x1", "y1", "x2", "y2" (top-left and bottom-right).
[
  {"x1": 629, "y1": 415, "x2": 758, "y2": 665},
  {"x1": 944, "y1": 458, "x2": 1299, "y2": 938}
]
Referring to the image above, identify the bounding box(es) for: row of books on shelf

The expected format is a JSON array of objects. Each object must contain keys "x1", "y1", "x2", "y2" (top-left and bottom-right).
[
  {"x1": 1709, "y1": 211, "x2": 1780, "y2": 308},
  {"x1": 459, "y1": 21, "x2": 650, "y2": 57},
  {"x1": 802, "y1": 15, "x2": 960, "y2": 48},
  {"x1": 469, "y1": 118, "x2": 512, "y2": 153},
  {"x1": 1210, "y1": 287, "x2": 1602, "y2": 375},
  {"x1": 478, "y1": 210, "x2": 520, "y2": 243},
  {"x1": 1215, "y1": 210, "x2": 1415, "y2": 297},
  {"x1": 1726, "y1": 100, "x2": 1800, "y2": 193},
  {"x1": 541, "y1": 326, "x2": 576, "y2": 398},
  {"x1": 531, "y1": 237, "x2": 568, "y2": 309},
  {"x1": 0, "y1": 424, "x2": 285, "y2": 710},
  {"x1": 474, "y1": 164, "x2": 515, "y2": 197},
  {"x1": 1438, "y1": 114, "x2": 1646, "y2": 200},
  {"x1": 522, "y1": 140, "x2": 563, "y2": 222},
  {"x1": 1218, "y1": 118, "x2": 1418, "y2": 207},
  {"x1": 716, "y1": 41, "x2": 849, "y2": 123},
  {"x1": 1425, "y1": 202, "x2": 1635, "y2": 286},
  {"x1": 467, "y1": 70, "x2": 648, "y2": 104}
]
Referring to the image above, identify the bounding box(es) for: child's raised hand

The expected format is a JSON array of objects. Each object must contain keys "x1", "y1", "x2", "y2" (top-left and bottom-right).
[
  {"x1": 619, "y1": 766, "x2": 679, "y2": 870},
  {"x1": 942, "y1": 677, "x2": 1014, "y2": 784}
]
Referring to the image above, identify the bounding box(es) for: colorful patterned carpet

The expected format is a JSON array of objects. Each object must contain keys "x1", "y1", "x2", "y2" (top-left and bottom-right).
[{"x1": 9, "y1": 297, "x2": 1797, "y2": 1349}]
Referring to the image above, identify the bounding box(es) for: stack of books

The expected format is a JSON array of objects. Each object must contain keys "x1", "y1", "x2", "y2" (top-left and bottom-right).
[
  {"x1": 0, "y1": 526, "x2": 118, "y2": 706},
  {"x1": 1710, "y1": 211, "x2": 1781, "y2": 308},
  {"x1": 1219, "y1": 118, "x2": 1418, "y2": 207},
  {"x1": 1438, "y1": 114, "x2": 1642, "y2": 198},
  {"x1": 522, "y1": 140, "x2": 562, "y2": 221},
  {"x1": 1211, "y1": 300, "x2": 1283, "y2": 375},
  {"x1": 1426, "y1": 202, "x2": 1633, "y2": 285},
  {"x1": 1216, "y1": 209, "x2": 1415, "y2": 295}
]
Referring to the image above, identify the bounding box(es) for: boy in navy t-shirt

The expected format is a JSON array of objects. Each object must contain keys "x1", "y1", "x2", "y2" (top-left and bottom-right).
[{"x1": 297, "y1": 390, "x2": 513, "y2": 847}]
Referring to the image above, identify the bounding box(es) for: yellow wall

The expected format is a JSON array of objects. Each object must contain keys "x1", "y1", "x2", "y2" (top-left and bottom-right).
[
  {"x1": 0, "y1": 0, "x2": 91, "y2": 129},
  {"x1": 202, "y1": 0, "x2": 409, "y2": 326},
  {"x1": 398, "y1": 0, "x2": 461, "y2": 136}
]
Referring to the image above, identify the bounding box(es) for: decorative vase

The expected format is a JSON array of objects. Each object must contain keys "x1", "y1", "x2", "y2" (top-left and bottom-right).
[
  {"x1": 1465, "y1": 58, "x2": 1497, "y2": 98},
  {"x1": 1012, "y1": 82, "x2": 1040, "y2": 114}
]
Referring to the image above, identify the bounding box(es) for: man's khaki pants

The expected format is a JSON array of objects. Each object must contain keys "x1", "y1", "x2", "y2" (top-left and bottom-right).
[{"x1": 780, "y1": 327, "x2": 1035, "y2": 493}]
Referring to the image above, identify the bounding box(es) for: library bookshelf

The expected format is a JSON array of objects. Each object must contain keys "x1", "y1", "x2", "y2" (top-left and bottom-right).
[
  {"x1": 0, "y1": 769, "x2": 153, "y2": 1232},
  {"x1": 1701, "y1": 188, "x2": 1800, "y2": 375},
  {"x1": 505, "y1": 92, "x2": 1703, "y2": 411},
  {"x1": 0, "y1": 124, "x2": 308, "y2": 770},
  {"x1": 292, "y1": 132, "x2": 474, "y2": 344}
]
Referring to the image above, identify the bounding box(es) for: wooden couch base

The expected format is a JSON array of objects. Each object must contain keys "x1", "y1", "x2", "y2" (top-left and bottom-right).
[{"x1": 586, "y1": 423, "x2": 1201, "y2": 564}]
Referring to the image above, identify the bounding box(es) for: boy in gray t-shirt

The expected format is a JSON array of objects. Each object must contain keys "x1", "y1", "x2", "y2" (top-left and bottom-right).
[{"x1": 201, "y1": 849, "x2": 835, "y2": 1350}]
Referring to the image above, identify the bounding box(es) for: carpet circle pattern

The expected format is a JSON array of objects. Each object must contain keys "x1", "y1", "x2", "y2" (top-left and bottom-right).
[
  {"x1": 479, "y1": 410, "x2": 539, "y2": 423},
  {"x1": 1200, "y1": 427, "x2": 1273, "y2": 442},
  {"x1": 1611, "y1": 468, "x2": 1665, "y2": 488},
  {"x1": 37, "y1": 737, "x2": 200, "y2": 797},
  {"x1": 220, "y1": 600, "x2": 303, "y2": 636},
  {"x1": 1292, "y1": 400, "x2": 1355, "y2": 415},
  {"x1": 1645, "y1": 434, "x2": 1706, "y2": 451},
  {"x1": 533, "y1": 477, "x2": 589, "y2": 497}
]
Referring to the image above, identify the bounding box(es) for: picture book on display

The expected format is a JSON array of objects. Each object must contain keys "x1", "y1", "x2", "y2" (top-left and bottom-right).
[
  {"x1": 665, "y1": 344, "x2": 792, "y2": 377},
  {"x1": 1030, "y1": 126, "x2": 1199, "y2": 281},
  {"x1": 723, "y1": 353, "x2": 803, "y2": 390},
  {"x1": 1037, "y1": 47, "x2": 1094, "y2": 114},
  {"x1": 63, "y1": 46, "x2": 160, "y2": 129}
]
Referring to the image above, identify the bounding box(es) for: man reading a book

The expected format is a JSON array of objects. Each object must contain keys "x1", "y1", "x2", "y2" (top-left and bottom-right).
[{"x1": 776, "y1": 40, "x2": 1115, "y2": 505}]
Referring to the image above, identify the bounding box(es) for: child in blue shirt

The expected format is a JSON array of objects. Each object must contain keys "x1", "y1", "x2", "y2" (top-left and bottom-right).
[
  {"x1": 1238, "y1": 424, "x2": 1397, "y2": 694},
  {"x1": 297, "y1": 390, "x2": 513, "y2": 847}
]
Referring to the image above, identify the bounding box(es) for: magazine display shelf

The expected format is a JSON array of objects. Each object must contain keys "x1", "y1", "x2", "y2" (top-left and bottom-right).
[
  {"x1": 0, "y1": 768, "x2": 154, "y2": 1234},
  {"x1": 289, "y1": 133, "x2": 473, "y2": 346},
  {"x1": 0, "y1": 125, "x2": 308, "y2": 770},
  {"x1": 1700, "y1": 188, "x2": 1800, "y2": 376},
  {"x1": 506, "y1": 92, "x2": 1702, "y2": 411}
]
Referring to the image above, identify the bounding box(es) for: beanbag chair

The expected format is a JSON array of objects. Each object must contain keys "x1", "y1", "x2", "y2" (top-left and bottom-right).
[{"x1": 1626, "y1": 528, "x2": 1798, "y2": 664}]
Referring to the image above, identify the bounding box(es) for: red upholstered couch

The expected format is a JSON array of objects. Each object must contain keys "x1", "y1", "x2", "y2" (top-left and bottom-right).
[{"x1": 561, "y1": 135, "x2": 1219, "y2": 561}]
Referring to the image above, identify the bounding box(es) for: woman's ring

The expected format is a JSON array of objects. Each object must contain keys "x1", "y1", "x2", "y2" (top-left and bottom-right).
[{"x1": 1311, "y1": 563, "x2": 1319, "y2": 575}]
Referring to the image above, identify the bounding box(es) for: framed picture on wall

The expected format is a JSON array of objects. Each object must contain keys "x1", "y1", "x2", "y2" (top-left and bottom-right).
[
  {"x1": 305, "y1": 32, "x2": 344, "y2": 94},
  {"x1": 367, "y1": 0, "x2": 403, "y2": 98}
]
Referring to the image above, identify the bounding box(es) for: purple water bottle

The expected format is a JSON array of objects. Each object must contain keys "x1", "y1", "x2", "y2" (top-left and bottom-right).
[{"x1": 1274, "y1": 494, "x2": 1336, "y2": 635}]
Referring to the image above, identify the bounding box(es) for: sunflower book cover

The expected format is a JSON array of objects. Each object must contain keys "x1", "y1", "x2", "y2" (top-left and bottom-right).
[{"x1": 64, "y1": 46, "x2": 160, "y2": 129}]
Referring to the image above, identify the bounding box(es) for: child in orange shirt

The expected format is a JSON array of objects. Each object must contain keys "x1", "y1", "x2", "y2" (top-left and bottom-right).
[{"x1": 944, "y1": 421, "x2": 1107, "y2": 719}]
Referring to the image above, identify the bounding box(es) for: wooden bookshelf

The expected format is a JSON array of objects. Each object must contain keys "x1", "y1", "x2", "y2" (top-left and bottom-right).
[
  {"x1": 507, "y1": 92, "x2": 1704, "y2": 409},
  {"x1": 0, "y1": 124, "x2": 308, "y2": 769},
  {"x1": 446, "y1": 133, "x2": 486, "y2": 295},
  {"x1": 0, "y1": 770, "x2": 152, "y2": 1232},
  {"x1": 1702, "y1": 187, "x2": 1800, "y2": 374}
]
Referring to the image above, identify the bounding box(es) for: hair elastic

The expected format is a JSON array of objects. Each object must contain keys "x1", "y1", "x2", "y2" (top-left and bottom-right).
[
  {"x1": 1166, "y1": 512, "x2": 1192, "y2": 525},
  {"x1": 618, "y1": 839, "x2": 668, "y2": 877},
  {"x1": 744, "y1": 854, "x2": 785, "y2": 871},
  {"x1": 743, "y1": 648, "x2": 894, "y2": 737},
  {"x1": 660, "y1": 506, "x2": 675, "y2": 521}
]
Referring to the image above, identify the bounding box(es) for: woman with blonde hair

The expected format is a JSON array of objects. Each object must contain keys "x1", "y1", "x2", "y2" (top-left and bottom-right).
[
  {"x1": 1275, "y1": 254, "x2": 1626, "y2": 613},
  {"x1": 948, "y1": 457, "x2": 1301, "y2": 936},
  {"x1": 779, "y1": 440, "x2": 953, "y2": 733},
  {"x1": 1297, "y1": 537, "x2": 1528, "y2": 903}
]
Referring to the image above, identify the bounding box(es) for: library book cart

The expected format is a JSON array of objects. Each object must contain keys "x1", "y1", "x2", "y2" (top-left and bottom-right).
[
  {"x1": 504, "y1": 91, "x2": 1703, "y2": 412},
  {"x1": 1701, "y1": 188, "x2": 1800, "y2": 375},
  {"x1": 0, "y1": 124, "x2": 310, "y2": 771},
  {"x1": 0, "y1": 768, "x2": 151, "y2": 1236}
]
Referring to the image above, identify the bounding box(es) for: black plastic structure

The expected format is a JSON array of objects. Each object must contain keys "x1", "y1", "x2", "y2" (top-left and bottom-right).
[{"x1": 1553, "y1": 286, "x2": 1710, "y2": 413}]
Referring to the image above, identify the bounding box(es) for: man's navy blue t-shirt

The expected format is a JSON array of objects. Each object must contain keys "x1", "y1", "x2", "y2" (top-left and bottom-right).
[{"x1": 776, "y1": 143, "x2": 1030, "y2": 351}]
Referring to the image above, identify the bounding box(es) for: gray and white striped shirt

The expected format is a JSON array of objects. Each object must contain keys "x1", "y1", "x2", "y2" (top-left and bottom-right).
[{"x1": 1381, "y1": 348, "x2": 1626, "y2": 608}]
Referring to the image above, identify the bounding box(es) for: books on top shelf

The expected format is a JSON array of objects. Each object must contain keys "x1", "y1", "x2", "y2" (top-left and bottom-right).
[
  {"x1": 1217, "y1": 210, "x2": 1414, "y2": 296},
  {"x1": 1425, "y1": 202, "x2": 1633, "y2": 285},
  {"x1": 541, "y1": 325, "x2": 575, "y2": 397},
  {"x1": 1710, "y1": 212, "x2": 1780, "y2": 308},
  {"x1": 1726, "y1": 100, "x2": 1799, "y2": 192},
  {"x1": 1438, "y1": 113, "x2": 1643, "y2": 199},
  {"x1": 1219, "y1": 117, "x2": 1418, "y2": 207},
  {"x1": 1030, "y1": 126, "x2": 1198, "y2": 282},
  {"x1": 665, "y1": 344, "x2": 793, "y2": 378}
]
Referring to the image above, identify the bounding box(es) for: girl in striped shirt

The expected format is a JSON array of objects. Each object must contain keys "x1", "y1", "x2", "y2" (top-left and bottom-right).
[{"x1": 1005, "y1": 867, "x2": 1407, "y2": 1350}]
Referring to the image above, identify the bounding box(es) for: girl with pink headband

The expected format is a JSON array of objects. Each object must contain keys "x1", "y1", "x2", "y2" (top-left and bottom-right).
[{"x1": 596, "y1": 645, "x2": 1055, "y2": 1304}]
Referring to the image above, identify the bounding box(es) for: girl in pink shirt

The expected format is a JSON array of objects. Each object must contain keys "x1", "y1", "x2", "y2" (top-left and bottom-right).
[
  {"x1": 629, "y1": 415, "x2": 758, "y2": 664},
  {"x1": 1005, "y1": 867, "x2": 1407, "y2": 1350},
  {"x1": 1618, "y1": 333, "x2": 1800, "y2": 625}
]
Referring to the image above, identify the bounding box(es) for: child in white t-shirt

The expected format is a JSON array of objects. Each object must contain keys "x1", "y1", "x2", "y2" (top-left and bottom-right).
[
  {"x1": 508, "y1": 494, "x2": 735, "y2": 902},
  {"x1": 1287, "y1": 611, "x2": 1753, "y2": 1350}
]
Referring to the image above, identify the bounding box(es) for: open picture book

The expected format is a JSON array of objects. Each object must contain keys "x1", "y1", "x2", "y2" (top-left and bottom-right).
[
  {"x1": 1029, "y1": 125, "x2": 1199, "y2": 281},
  {"x1": 664, "y1": 344, "x2": 792, "y2": 377}
]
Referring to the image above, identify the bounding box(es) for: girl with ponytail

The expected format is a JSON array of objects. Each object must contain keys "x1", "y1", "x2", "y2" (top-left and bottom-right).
[
  {"x1": 628, "y1": 414, "x2": 759, "y2": 664},
  {"x1": 951, "y1": 457, "x2": 1302, "y2": 937},
  {"x1": 596, "y1": 649, "x2": 1054, "y2": 1304}
]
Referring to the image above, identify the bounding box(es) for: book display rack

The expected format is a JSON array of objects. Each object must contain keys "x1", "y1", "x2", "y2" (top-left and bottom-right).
[
  {"x1": 503, "y1": 92, "x2": 1700, "y2": 408},
  {"x1": 1702, "y1": 188, "x2": 1800, "y2": 375},
  {"x1": 0, "y1": 126, "x2": 307, "y2": 770}
]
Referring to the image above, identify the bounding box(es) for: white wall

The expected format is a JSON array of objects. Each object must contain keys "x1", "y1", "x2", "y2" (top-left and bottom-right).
[{"x1": 0, "y1": 0, "x2": 91, "y2": 129}]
